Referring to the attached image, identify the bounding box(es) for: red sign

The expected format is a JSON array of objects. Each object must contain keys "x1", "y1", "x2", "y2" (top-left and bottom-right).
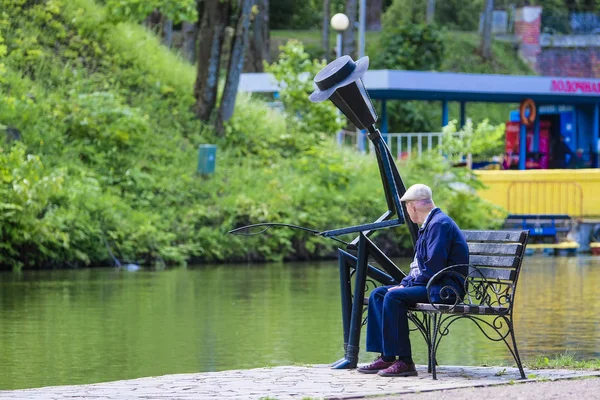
[{"x1": 551, "y1": 79, "x2": 600, "y2": 93}]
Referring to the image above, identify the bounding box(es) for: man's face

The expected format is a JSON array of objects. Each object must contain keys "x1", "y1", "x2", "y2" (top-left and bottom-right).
[{"x1": 405, "y1": 201, "x2": 416, "y2": 223}]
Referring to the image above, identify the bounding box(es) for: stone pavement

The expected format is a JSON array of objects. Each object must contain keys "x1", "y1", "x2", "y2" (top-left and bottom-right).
[{"x1": 1, "y1": 364, "x2": 599, "y2": 400}]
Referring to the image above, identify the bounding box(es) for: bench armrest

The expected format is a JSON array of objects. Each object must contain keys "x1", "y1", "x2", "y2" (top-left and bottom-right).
[
  {"x1": 425, "y1": 264, "x2": 470, "y2": 310},
  {"x1": 425, "y1": 263, "x2": 514, "y2": 312}
]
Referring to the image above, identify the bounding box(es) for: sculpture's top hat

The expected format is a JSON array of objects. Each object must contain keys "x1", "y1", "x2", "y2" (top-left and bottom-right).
[
  {"x1": 308, "y1": 55, "x2": 377, "y2": 130},
  {"x1": 309, "y1": 55, "x2": 370, "y2": 103}
]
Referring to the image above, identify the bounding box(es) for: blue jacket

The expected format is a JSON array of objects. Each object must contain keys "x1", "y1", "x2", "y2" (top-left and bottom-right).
[{"x1": 400, "y1": 208, "x2": 469, "y2": 303}]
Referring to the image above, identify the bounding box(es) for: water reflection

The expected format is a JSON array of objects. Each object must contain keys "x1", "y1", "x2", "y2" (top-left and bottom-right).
[{"x1": 0, "y1": 254, "x2": 598, "y2": 390}]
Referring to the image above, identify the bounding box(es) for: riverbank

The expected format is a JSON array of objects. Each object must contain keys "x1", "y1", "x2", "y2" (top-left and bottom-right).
[{"x1": 1, "y1": 364, "x2": 598, "y2": 399}]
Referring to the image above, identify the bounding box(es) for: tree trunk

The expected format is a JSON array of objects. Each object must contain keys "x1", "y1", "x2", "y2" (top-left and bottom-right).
[
  {"x1": 366, "y1": 0, "x2": 382, "y2": 31},
  {"x1": 563, "y1": 0, "x2": 576, "y2": 11},
  {"x1": 144, "y1": 9, "x2": 162, "y2": 33},
  {"x1": 194, "y1": 0, "x2": 231, "y2": 122},
  {"x1": 181, "y1": 21, "x2": 197, "y2": 63},
  {"x1": 163, "y1": 19, "x2": 173, "y2": 48},
  {"x1": 322, "y1": 0, "x2": 331, "y2": 61},
  {"x1": 480, "y1": 0, "x2": 494, "y2": 60},
  {"x1": 261, "y1": 0, "x2": 270, "y2": 64},
  {"x1": 216, "y1": 0, "x2": 255, "y2": 135},
  {"x1": 342, "y1": 0, "x2": 357, "y2": 58},
  {"x1": 247, "y1": 0, "x2": 270, "y2": 72},
  {"x1": 426, "y1": 0, "x2": 435, "y2": 25}
]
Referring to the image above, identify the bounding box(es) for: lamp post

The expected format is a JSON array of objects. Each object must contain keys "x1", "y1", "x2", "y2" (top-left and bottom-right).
[
  {"x1": 330, "y1": 13, "x2": 350, "y2": 147},
  {"x1": 330, "y1": 13, "x2": 350, "y2": 59}
]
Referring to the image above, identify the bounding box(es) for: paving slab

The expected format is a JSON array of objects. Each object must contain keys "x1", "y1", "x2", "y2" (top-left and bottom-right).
[{"x1": 1, "y1": 364, "x2": 599, "y2": 400}]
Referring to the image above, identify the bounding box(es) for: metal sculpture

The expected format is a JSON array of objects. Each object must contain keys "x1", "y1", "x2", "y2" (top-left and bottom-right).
[{"x1": 231, "y1": 55, "x2": 419, "y2": 369}]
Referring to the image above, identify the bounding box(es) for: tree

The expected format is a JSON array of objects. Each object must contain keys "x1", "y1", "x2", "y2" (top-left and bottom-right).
[
  {"x1": 215, "y1": 0, "x2": 255, "y2": 135},
  {"x1": 181, "y1": 21, "x2": 197, "y2": 63},
  {"x1": 342, "y1": 0, "x2": 357, "y2": 57},
  {"x1": 426, "y1": 0, "x2": 435, "y2": 24},
  {"x1": 322, "y1": 0, "x2": 331, "y2": 61},
  {"x1": 193, "y1": 0, "x2": 231, "y2": 122},
  {"x1": 366, "y1": 0, "x2": 383, "y2": 30},
  {"x1": 480, "y1": 0, "x2": 494, "y2": 60},
  {"x1": 247, "y1": 0, "x2": 270, "y2": 72}
]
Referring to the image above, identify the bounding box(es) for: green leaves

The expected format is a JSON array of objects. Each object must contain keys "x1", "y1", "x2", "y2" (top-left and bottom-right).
[
  {"x1": 375, "y1": 23, "x2": 445, "y2": 71},
  {"x1": 0, "y1": 0, "x2": 509, "y2": 269},
  {"x1": 265, "y1": 40, "x2": 343, "y2": 137},
  {"x1": 105, "y1": 0, "x2": 197, "y2": 24},
  {"x1": 440, "y1": 119, "x2": 506, "y2": 162}
]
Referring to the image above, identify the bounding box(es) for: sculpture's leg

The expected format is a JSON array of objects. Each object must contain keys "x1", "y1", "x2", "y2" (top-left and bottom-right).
[
  {"x1": 333, "y1": 233, "x2": 369, "y2": 369},
  {"x1": 331, "y1": 249, "x2": 354, "y2": 368}
]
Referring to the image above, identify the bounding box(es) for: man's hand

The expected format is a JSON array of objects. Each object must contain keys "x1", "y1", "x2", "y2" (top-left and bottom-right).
[{"x1": 387, "y1": 285, "x2": 404, "y2": 291}]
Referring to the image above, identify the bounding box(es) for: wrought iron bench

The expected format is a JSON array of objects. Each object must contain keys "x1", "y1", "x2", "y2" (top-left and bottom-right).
[{"x1": 406, "y1": 229, "x2": 530, "y2": 379}]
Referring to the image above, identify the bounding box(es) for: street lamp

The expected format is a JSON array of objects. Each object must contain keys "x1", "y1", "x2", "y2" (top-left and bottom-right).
[
  {"x1": 330, "y1": 13, "x2": 350, "y2": 59},
  {"x1": 330, "y1": 13, "x2": 351, "y2": 147}
]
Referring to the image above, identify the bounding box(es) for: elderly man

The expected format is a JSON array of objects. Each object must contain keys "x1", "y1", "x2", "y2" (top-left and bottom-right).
[{"x1": 358, "y1": 184, "x2": 469, "y2": 377}]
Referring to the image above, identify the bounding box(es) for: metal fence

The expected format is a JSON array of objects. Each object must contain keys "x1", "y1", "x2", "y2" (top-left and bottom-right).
[{"x1": 337, "y1": 130, "x2": 445, "y2": 159}]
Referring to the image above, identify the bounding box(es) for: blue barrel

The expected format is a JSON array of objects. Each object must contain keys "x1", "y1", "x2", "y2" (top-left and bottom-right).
[{"x1": 197, "y1": 144, "x2": 217, "y2": 175}]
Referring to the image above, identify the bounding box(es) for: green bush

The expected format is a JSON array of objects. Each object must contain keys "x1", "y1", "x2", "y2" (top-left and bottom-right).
[
  {"x1": 374, "y1": 23, "x2": 444, "y2": 71},
  {"x1": 265, "y1": 40, "x2": 342, "y2": 137},
  {"x1": 0, "y1": 0, "x2": 506, "y2": 270},
  {"x1": 440, "y1": 119, "x2": 506, "y2": 163},
  {"x1": 372, "y1": 1, "x2": 446, "y2": 134},
  {"x1": 105, "y1": 0, "x2": 196, "y2": 24}
]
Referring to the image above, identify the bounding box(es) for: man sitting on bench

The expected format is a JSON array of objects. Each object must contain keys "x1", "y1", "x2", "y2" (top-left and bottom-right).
[{"x1": 358, "y1": 184, "x2": 469, "y2": 377}]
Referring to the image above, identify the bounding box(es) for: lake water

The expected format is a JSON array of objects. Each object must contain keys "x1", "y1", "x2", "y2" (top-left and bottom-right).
[{"x1": 0, "y1": 255, "x2": 599, "y2": 390}]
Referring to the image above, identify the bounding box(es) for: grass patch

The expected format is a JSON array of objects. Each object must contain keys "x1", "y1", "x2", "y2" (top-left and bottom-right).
[{"x1": 530, "y1": 354, "x2": 600, "y2": 370}]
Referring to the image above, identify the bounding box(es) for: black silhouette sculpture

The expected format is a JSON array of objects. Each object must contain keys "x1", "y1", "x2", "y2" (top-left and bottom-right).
[
  {"x1": 231, "y1": 55, "x2": 418, "y2": 369},
  {"x1": 309, "y1": 55, "x2": 418, "y2": 368}
]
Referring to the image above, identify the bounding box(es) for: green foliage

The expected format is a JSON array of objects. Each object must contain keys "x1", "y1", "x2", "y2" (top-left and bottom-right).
[
  {"x1": 398, "y1": 153, "x2": 506, "y2": 232},
  {"x1": 440, "y1": 119, "x2": 506, "y2": 162},
  {"x1": 378, "y1": 100, "x2": 437, "y2": 135},
  {"x1": 435, "y1": 0, "x2": 484, "y2": 31},
  {"x1": 382, "y1": 0, "x2": 427, "y2": 26},
  {"x1": 0, "y1": 0, "x2": 508, "y2": 270},
  {"x1": 0, "y1": 29, "x2": 6, "y2": 81},
  {"x1": 373, "y1": 5, "x2": 445, "y2": 134},
  {"x1": 440, "y1": 31, "x2": 532, "y2": 76},
  {"x1": 265, "y1": 40, "x2": 342, "y2": 136},
  {"x1": 105, "y1": 0, "x2": 197, "y2": 24},
  {"x1": 273, "y1": 29, "x2": 532, "y2": 133},
  {"x1": 375, "y1": 22, "x2": 445, "y2": 71},
  {"x1": 270, "y1": 0, "x2": 347, "y2": 30}
]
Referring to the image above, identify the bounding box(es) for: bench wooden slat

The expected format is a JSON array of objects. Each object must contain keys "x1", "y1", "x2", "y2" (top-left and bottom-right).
[
  {"x1": 411, "y1": 303, "x2": 509, "y2": 315},
  {"x1": 469, "y1": 266, "x2": 516, "y2": 281},
  {"x1": 468, "y1": 242, "x2": 522, "y2": 256},
  {"x1": 463, "y1": 230, "x2": 526, "y2": 243},
  {"x1": 470, "y1": 254, "x2": 520, "y2": 268}
]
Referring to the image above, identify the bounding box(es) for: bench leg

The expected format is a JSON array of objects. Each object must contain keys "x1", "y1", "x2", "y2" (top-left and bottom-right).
[
  {"x1": 408, "y1": 312, "x2": 434, "y2": 373},
  {"x1": 430, "y1": 313, "x2": 439, "y2": 380},
  {"x1": 507, "y1": 317, "x2": 526, "y2": 379}
]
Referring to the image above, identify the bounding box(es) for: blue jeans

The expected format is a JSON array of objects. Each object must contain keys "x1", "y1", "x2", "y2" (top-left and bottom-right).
[{"x1": 365, "y1": 285, "x2": 428, "y2": 358}]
